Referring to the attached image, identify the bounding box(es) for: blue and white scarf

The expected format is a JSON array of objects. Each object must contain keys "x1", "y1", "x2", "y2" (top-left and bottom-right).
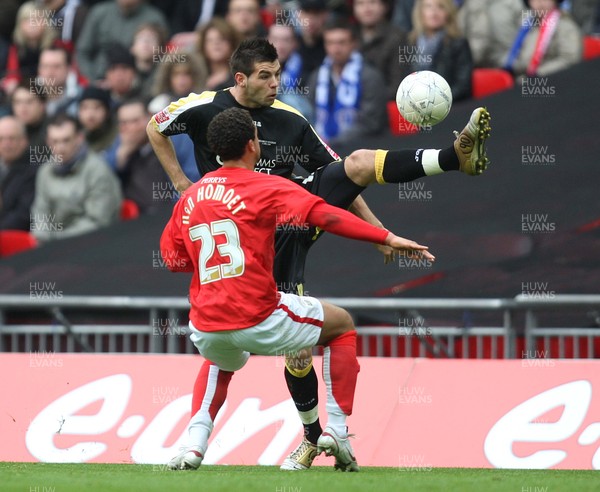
[
  {"x1": 315, "y1": 52, "x2": 363, "y2": 141},
  {"x1": 281, "y1": 52, "x2": 302, "y2": 92}
]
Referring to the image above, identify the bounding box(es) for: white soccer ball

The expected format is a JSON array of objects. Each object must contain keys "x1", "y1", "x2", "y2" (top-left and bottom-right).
[{"x1": 396, "y1": 71, "x2": 452, "y2": 127}]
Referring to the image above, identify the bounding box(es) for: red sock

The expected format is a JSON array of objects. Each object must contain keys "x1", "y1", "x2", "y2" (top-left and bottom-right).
[
  {"x1": 192, "y1": 360, "x2": 234, "y2": 420},
  {"x1": 324, "y1": 331, "x2": 360, "y2": 416}
]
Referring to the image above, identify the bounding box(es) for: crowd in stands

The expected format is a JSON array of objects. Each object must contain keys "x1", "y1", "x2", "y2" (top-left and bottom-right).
[{"x1": 0, "y1": 0, "x2": 597, "y2": 244}]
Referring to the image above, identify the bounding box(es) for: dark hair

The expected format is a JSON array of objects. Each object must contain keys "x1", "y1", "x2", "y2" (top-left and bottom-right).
[
  {"x1": 117, "y1": 98, "x2": 150, "y2": 115},
  {"x1": 47, "y1": 112, "x2": 82, "y2": 133},
  {"x1": 207, "y1": 108, "x2": 255, "y2": 161},
  {"x1": 323, "y1": 16, "x2": 357, "y2": 40},
  {"x1": 12, "y1": 80, "x2": 47, "y2": 103},
  {"x1": 229, "y1": 38, "x2": 278, "y2": 77}
]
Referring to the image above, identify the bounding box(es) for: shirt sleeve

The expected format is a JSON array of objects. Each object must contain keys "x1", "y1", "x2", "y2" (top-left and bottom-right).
[
  {"x1": 299, "y1": 121, "x2": 341, "y2": 173},
  {"x1": 272, "y1": 178, "x2": 389, "y2": 244},
  {"x1": 306, "y1": 201, "x2": 389, "y2": 244},
  {"x1": 160, "y1": 199, "x2": 194, "y2": 273},
  {"x1": 150, "y1": 92, "x2": 215, "y2": 137}
]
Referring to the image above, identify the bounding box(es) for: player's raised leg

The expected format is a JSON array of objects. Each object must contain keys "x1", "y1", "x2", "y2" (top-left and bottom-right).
[{"x1": 344, "y1": 107, "x2": 492, "y2": 187}]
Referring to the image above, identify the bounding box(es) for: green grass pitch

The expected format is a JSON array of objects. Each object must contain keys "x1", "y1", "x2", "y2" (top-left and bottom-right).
[{"x1": 2, "y1": 463, "x2": 599, "y2": 492}]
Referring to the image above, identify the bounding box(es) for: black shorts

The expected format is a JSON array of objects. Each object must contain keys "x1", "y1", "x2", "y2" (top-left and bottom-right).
[{"x1": 273, "y1": 160, "x2": 365, "y2": 294}]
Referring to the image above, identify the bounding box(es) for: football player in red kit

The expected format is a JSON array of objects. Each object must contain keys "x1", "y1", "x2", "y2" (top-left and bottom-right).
[{"x1": 161, "y1": 108, "x2": 435, "y2": 472}]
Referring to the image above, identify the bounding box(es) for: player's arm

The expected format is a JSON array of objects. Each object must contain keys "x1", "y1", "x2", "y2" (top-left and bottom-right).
[
  {"x1": 160, "y1": 201, "x2": 194, "y2": 273},
  {"x1": 147, "y1": 117, "x2": 193, "y2": 193},
  {"x1": 306, "y1": 201, "x2": 435, "y2": 261},
  {"x1": 347, "y1": 195, "x2": 396, "y2": 264}
]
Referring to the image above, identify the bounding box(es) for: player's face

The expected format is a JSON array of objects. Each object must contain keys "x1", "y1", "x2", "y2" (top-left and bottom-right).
[{"x1": 243, "y1": 61, "x2": 281, "y2": 107}]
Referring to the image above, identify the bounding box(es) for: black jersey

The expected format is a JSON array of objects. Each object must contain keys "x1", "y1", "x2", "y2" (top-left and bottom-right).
[{"x1": 153, "y1": 89, "x2": 340, "y2": 178}]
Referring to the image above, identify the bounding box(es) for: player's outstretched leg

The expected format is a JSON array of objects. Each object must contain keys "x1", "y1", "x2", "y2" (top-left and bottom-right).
[
  {"x1": 315, "y1": 302, "x2": 360, "y2": 472},
  {"x1": 343, "y1": 107, "x2": 492, "y2": 186},
  {"x1": 280, "y1": 352, "x2": 322, "y2": 470},
  {"x1": 168, "y1": 360, "x2": 233, "y2": 470},
  {"x1": 453, "y1": 107, "x2": 492, "y2": 175}
]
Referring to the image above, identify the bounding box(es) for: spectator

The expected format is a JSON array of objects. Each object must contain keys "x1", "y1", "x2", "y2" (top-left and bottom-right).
[
  {"x1": 76, "y1": 0, "x2": 168, "y2": 82},
  {"x1": 506, "y1": 0, "x2": 582, "y2": 77},
  {"x1": 30, "y1": 113, "x2": 121, "y2": 242},
  {"x1": 148, "y1": 54, "x2": 207, "y2": 112},
  {"x1": 308, "y1": 17, "x2": 387, "y2": 146},
  {"x1": 2, "y1": 2, "x2": 58, "y2": 96},
  {"x1": 37, "y1": 44, "x2": 85, "y2": 117},
  {"x1": 11, "y1": 82, "x2": 49, "y2": 150},
  {"x1": 77, "y1": 86, "x2": 117, "y2": 152},
  {"x1": 104, "y1": 99, "x2": 171, "y2": 212},
  {"x1": 40, "y1": 0, "x2": 90, "y2": 48},
  {"x1": 392, "y1": 0, "x2": 417, "y2": 31},
  {"x1": 167, "y1": 1, "x2": 229, "y2": 35},
  {"x1": 268, "y1": 22, "x2": 314, "y2": 121},
  {"x1": 400, "y1": 0, "x2": 473, "y2": 101},
  {"x1": 297, "y1": 0, "x2": 328, "y2": 85},
  {"x1": 130, "y1": 22, "x2": 168, "y2": 99},
  {"x1": 568, "y1": 0, "x2": 600, "y2": 35},
  {"x1": 354, "y1": 0, "x2": 407, "y2": 101},
  {"x1": 197, "y1": 18, "x2": 239, "y2": 91},
  {"x1": 148, "y1": 55, "x2": 207, "y2": 182},
  {"x1": 226, "y1": 0, "x2": 267, "y2": 39},
  {"x1": 458, "y1": 0, "x2": 522, "y2": 68},
  {"x1": 103, "y1": 45, "x2": 141, "y2": 107},
  {"x1": 0, "y1": 116, "x2": 37, "y2": 231}
]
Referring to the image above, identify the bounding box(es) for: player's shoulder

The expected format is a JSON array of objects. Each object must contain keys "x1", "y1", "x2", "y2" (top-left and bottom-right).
[
  {"x1": 269, "y1": 100, "x2": 309, "y2": 122},
  {"x1": 166, "y1": 91, "x2": 217, "y2": 113}
]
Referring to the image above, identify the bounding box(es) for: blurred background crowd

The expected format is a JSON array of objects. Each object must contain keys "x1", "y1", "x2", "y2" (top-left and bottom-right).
[{"x1": 0, "y1": 0, "x2": 597, "y2": 247}]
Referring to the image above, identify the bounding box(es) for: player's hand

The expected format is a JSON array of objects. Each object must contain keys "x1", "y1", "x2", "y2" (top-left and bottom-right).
[
  {"x1": 384, "y1": 233, "x2": 436, "y2": 262},
  {"x1": 374, "y1": 243, "x2": 396, "y2": 264}
]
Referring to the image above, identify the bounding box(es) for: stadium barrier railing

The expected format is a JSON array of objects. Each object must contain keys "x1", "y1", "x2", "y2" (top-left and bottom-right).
[{"x1": 0, "y1": 295, "x2": 599, "y2": 359}]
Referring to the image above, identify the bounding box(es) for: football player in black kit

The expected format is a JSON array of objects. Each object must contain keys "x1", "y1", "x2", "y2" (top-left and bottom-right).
[{"x1": 148, "y1": 38, "x2": 491, "y2": 471}]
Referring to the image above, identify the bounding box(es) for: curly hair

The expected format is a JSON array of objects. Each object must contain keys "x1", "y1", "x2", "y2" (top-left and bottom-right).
[{"x1": 206, "y1": 108, "x2": 255, "y2": 161}]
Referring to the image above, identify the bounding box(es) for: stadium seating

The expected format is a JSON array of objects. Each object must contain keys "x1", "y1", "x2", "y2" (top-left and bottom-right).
[
  {"x1": 471, "y1": 68, "x2": 515, "y2": 99},
  {"x1": 386, "y1": 101, "x2": 419, "y2": 136},
  {"x1": 583, "y1": 36, "x2": 600, "y2": 60},
  {"x1": 0, "y1": 230, "x2": 38, "y2": 257},
  {"x1": 120, "y1": 199, "x2": 140, "y2": 221}
]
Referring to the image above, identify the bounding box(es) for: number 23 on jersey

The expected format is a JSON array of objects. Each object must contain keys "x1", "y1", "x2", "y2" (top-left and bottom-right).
[{"x1": 189, "y1": 219, "x2": 245, "y2": 284}]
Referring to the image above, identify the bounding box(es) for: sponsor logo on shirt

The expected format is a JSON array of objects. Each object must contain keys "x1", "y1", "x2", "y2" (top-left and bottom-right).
[{"x1": 154, "y1": 110, "x2": 170, "y2": 124}]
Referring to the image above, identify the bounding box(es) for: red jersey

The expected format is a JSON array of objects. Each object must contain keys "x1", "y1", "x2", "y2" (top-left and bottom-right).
[
  {"x1": 161, "y1": 168, "x2": 325, "y2": 331},
  {"x1": 161, "y1": 167, "x2": 389, "y2": 332}
]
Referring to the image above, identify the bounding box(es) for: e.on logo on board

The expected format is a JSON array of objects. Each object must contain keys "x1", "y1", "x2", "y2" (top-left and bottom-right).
[
  {"x1": 24, "y1": 374, "x2": 302, "y2": 465},
  {"x1": 484, "y1": 380, "x2": 600, "y2": 469}
]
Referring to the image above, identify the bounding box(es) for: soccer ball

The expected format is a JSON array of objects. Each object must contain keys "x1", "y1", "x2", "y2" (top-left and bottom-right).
[{"x1": 396, "y1": 71, "x2": 452, "y2": 127}]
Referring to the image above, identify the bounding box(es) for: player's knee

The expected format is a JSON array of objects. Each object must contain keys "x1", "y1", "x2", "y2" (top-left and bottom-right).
[
  {"x1": 338, "y1": 308, "x2": 355, "y2": 333},
  {"x1": 284, "y1": 349, "x2": 313, "y2": 373},
  {"x1": 285, "y1": 348, "x2": 312, "y2": 362},
  {"x1": 344, "y1": 149, "x2": 376, "y2": 185}
]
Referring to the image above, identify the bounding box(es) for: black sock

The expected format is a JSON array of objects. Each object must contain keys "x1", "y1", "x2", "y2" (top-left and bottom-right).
[
  {"x1": 439, "y1": 146, "x2": 460, "y2": 171},
  {"x1": 380, "y1": 150, "x2": 427, "y2": 183},
  {"x1": 284, "y1": 365, "x2": 322, "y2": 444}
]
